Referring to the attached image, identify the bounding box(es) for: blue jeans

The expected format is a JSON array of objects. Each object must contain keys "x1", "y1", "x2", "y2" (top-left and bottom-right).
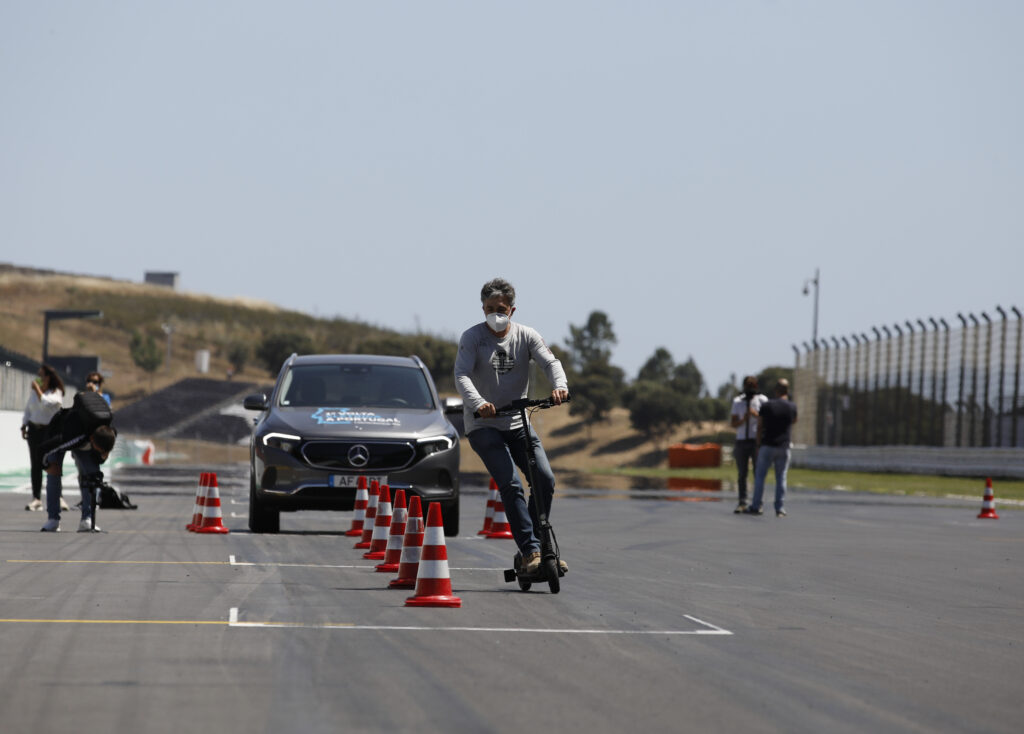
[
  {"x1": 468, "y1": 425, "x2": 556, "y2": 556},
  {"x1": 45, "y1": 449, "x2": 102, "y2": 523},
  {"x1": 751, "y1": 445, "x2": 791, "y2": 513}
]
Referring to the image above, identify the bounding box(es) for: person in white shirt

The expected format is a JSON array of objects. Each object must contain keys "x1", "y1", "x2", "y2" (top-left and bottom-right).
[
  {"x1": 730, "y1": 375, "x2": 768, "y2": 513},
  {"x1": 21, "y1": 365, "x2": 68, "y2": 512}
]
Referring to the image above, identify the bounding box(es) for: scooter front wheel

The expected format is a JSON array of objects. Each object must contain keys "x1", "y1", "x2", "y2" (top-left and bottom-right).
[{"x1": 544, "y1": 558, "x2": 560, "y2": 594}]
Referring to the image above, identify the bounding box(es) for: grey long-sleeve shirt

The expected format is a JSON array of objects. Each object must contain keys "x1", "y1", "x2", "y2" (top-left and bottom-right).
[{"x1": 454, "y1": 321, "x2": 568, "y2": 434}]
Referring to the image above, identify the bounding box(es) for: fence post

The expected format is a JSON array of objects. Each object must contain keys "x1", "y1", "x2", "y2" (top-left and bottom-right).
[
  {"x1": 956, "y1": 313, "x2": 968, "y2": 447},
  {"x1": 995, "y1": 306, "x2": 1007, "y2": 447},
  {"x1": 1012, "y1": 307, "x2": 1022, "y2": 448},
  {"x1": 915, "y1": 319, "x2": 927, "y2": 445},
  {"x1": 981, "y1": 312, "x2": 992, "y2": 447},
  {"x1": 893, "y1": 323, "x2": 904, "y2": 445},
  {"x1": 840, "y1": 336, "x2": 851, "y2": 446},
  {"x1": 968, "y1": 313, "x2": 980, "y2": 447}
]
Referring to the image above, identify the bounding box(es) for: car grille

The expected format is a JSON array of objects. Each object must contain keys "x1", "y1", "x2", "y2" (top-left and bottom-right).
[{"x1": 301, "y1": 440, "x2": 416, "y2": 472}]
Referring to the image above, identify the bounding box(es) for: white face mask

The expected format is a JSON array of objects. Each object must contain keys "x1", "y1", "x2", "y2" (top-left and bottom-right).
[{"x1": 486, "y1": 312, "x2": 510, "y2": 332}]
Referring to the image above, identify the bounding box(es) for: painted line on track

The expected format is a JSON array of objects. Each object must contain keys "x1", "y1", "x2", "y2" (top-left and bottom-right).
[
  {"x1": 227, "y1": 555, "x2": 504, "y2": 572},
  {"x1": 227, "y1": 607, "x2": 733, "y2": 635}
]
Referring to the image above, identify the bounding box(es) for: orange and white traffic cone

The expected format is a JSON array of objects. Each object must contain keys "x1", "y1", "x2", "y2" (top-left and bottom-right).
[
  {"x1": 478, "y1": 477, "x2": 498, "y2": 535},
  {"x1": 364, "y1": 485, "x2": 392, "y2": 560},
  {"x1": 187, "y1": 472, "x2": 209, "y2": 532},
  {"x1": 196, "y1": 472, "x2": 230, "y2": 534},
  {"x1": 390, "y1": 495, "x2": 424, "y2": 589},
  {"x1": 978, "y1": 477, "x2": 999, "y2": 519},
  {"x1": 376, "y1": 490, "x2": 407, "y2": 573},
  {"x1": 485, "y1": 495, "x2": 514, "y2": 539},
  {"x1": 405, "y1": 502, "x2": 462, "y2": 608},
  {"x1": 346, "y1": 476, "x2": 369, "y2": 537},
  {"x1": 355, "y1": 480, "x2": 379, "y2": 549}
]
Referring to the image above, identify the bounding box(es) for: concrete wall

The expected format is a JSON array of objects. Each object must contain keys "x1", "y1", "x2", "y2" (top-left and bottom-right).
[{"x1": 791, "y1": 444, "x2": 1024, "y2": 478}]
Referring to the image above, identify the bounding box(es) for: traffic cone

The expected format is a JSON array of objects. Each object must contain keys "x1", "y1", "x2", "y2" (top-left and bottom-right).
[
  {"x1": 196, "y1": 472, "x2": 230, "y2": 534},
  {"x1": 376, "y1": 490, "x2": 407, "y2": 573},
  {"x1": 405, "y1": 502, "x2": 462, "y2": 608},
  {"x1": 477, "y1": 477, "x2": 498, "y2": 535},
  {"x1": 485, "y1": 495, "x2": 514, "y2": 539},
  {"x1": 978, "y1": 477, "x2": 999, "y2": 519},
  {"x1": 355, "y1": 480, "x2": 379, "y2": 549},
  {"x1": 390, "y1": 495, "x2": 424, "y2": 589},
  {"x1": 346, "y1": 476, "x2": 369, "y2": 537},
  {"x1": 187, "y1": 472, "x2": 209, "y2": 531},
  {"x1": 363, "y1": 485, "x2": 392, "y2": 560}
]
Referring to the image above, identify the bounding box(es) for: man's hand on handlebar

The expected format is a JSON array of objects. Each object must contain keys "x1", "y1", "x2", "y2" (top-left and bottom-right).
[
  {"x1": 550, "y1": 388, "x2": 569, "y2": 406},
  {"x1": 476, "y1": 402, "x2": 497, "y2": 418}
]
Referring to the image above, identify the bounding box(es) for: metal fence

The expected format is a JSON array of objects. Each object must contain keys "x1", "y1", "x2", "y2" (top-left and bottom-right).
[{"x1": 792, "y1": 306, "x2": 1024, "y2": 448}]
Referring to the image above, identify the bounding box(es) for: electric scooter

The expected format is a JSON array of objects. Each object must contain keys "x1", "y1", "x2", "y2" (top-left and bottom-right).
[{"x1": 477, "y1": 396, "x2": 569, "y2": 594}]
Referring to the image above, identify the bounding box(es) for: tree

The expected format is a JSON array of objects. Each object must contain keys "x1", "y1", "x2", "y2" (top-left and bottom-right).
[
  {"x1": 671, "y1": 357, "x2": 704, "y2": 398},
  {"x1": 130, "y1": 331, "x2": 163, "y2": 388},
  {"x1": 565, "y1": 311, "x2": 616, "y2": 370},
  {"x1": 756, "y1": 365, "x2": 795, "y2": 395},
  {"x1": 227, "y1": 342, "x2": 250, "y2": 375},
  {"x1": 569, "y1": 360, "x2": 625, "y2": 425},
  {"x1": 256, "y1": 332, "x2": 315, "y2": 374},
  {"x1": 623, "y1": 380, "x2": 687, "y2": 441},
  {"x1": 637, "y1": 347, "x2": 675, "y2": 383},
  {"x1": 564, "y1": 311, "x2": 623, "y2": 424}
]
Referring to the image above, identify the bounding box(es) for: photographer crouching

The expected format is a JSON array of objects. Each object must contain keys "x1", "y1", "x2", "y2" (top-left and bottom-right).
[{"x1": 39, "y1": 390, "x2": 117, "y2": 533}]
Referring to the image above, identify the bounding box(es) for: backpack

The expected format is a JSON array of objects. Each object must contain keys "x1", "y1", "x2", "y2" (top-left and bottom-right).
[
  {"x1": 98, "y1": 482, "x2": 138, "y2": 509},
  {"x1": 73, "y1": 390, "x2": 114, "y2": 433}
]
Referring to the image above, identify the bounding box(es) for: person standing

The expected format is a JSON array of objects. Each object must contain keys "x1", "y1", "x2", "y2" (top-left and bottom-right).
[
  {"x1": 20, "y1": 365, "x2": 67, "y2": 512},
  {"x1": 85, "y1": 371, "x2": 111, "y2": 405},
  {"x1": 455, "y1": 278, "x2": 569, "y2": 574},
  {"x1": 730, "y1": 375, "x2": 767, "y2": 513},
  {"x1": 746, "y1": 379, "x2": 798, "y2": 517}
]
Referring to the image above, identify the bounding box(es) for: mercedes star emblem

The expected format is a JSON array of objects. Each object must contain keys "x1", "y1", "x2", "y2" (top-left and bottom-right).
[{"x1": 348, "y1": 444, "x2": 370, "y2": 468}]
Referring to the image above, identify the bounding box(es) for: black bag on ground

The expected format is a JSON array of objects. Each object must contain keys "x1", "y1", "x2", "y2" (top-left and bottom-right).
[{"x1": 98, "y1": 482, "x2": 137, "y2": 509}]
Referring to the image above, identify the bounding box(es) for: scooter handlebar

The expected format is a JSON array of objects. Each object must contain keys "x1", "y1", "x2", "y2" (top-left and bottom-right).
[{"x1": 474, "y1": 394, "x2": 571, "y2": 419}]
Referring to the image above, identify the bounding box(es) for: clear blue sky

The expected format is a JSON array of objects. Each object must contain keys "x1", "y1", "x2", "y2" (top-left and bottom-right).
[{"x1": 3, "y1": 2, "x2": 1021, "y2": 391}]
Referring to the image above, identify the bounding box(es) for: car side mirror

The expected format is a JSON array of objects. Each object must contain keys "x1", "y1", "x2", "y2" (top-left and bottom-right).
[
  {"x1": 442, "y1": 397, "x2": 463, "y2": 415},
  {"x1": 243, "y1": 393, "x2": 269, "y2": 411}
]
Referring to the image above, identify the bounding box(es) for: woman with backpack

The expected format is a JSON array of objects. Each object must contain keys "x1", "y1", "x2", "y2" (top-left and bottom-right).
[{"x1": 20, "y1": 365, "x2": 70, "y2": 513}]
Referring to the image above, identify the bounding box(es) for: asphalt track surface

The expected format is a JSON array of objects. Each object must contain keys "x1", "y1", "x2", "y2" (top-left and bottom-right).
[{"x1": 0, "y1": 464, "x2": 1020, "y2": 734}]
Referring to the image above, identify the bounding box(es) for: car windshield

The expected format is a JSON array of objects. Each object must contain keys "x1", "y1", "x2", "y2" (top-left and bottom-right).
[{"x1": 278, "y1": 364, "x2": 435, "y2": 410}]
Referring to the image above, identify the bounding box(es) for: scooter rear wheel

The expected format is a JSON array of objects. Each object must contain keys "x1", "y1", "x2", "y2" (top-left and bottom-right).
[{"x1": 544, "y1": 558, "x2": 560, "y2": 594}]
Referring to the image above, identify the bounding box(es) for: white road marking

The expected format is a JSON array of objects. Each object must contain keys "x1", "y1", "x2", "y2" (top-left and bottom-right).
[{"x1": 226, "y1": 607, "x2": 732, "y2": 635}]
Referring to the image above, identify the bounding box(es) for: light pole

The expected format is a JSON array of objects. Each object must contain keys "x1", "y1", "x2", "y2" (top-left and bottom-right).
[{"x1": 803, "y1": 268, "x2": 820, "y2": 345}]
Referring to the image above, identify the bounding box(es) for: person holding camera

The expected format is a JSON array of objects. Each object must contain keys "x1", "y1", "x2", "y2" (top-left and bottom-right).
[
  {"x1": 730, "y1": 375, "x2": 767, "y2": 513},
  {"x1": 85, "y1": 371, "x2": 111, "y2": 405},
  {"x1": 21, "y1": 365, "x2": 69, "y2": 512}
]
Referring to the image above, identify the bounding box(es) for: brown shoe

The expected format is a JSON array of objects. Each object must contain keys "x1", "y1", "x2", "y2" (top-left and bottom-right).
[{"x1": 523, "y1": 551, "x2": 541, "y2": 574}]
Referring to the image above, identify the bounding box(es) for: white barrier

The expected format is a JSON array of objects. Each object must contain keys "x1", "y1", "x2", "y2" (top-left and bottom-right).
[{"x1": 791, "y1": 445, "x2": 1024, "y2": 478}]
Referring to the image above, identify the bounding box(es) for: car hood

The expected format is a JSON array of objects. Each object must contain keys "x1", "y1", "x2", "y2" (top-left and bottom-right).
[{"x1": 265, "y1": 406, "x2": 455, "y2": 440}]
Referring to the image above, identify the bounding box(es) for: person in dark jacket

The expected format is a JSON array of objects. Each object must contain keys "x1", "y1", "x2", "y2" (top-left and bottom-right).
[
  {"x1": 745, "y1": 379, "x2": 798, "y2": 517},
  {"x1": 39, "y1": 394, "x2": 117, "y2": 533}
]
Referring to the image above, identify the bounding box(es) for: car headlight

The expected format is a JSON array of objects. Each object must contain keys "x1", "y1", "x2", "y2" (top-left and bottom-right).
[
  {"x1": 416, "y1": 434, "x2": 455, "y2": 456},
  {"x1": 262, "y1": 432, "x2": 302, "y2": 453}
]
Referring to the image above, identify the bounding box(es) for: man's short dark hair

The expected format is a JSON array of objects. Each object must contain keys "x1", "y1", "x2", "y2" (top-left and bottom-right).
[
  {"x1": 480, "y1": 278, "x2": 516, "y2": 306},
  {"x1": 775, "y1": 379, "x2": 790, "y2": 397},
  {"x1": 92, "y1": 425, "x2": 117, "y2": 453}
]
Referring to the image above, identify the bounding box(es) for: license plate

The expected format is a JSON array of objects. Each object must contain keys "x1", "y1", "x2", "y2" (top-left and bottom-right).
[{"x1": 329, "y1": 474, "x2": 387, "y2": 488}]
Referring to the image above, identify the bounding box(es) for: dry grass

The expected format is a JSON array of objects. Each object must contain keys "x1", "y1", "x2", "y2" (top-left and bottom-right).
[{"x1": 458, "y1": 405, "x2": 726, "y2": 476}]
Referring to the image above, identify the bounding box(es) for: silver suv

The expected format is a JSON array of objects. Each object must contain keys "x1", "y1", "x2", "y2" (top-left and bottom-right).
[{"x1": 243, "y1": 354, "x2": 462, "y2": 535}]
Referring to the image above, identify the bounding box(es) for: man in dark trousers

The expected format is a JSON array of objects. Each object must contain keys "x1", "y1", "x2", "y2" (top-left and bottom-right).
[
  {"x1": 745, "y1": 379, "x2": 798, "y2": 517},
  {"x1": 730, "y1": 375, "x2": 767, "y2": 513}
]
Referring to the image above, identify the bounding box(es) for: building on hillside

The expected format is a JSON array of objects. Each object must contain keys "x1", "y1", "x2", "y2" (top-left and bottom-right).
[{"x1": 144, "y1": 271, "x2": 179, "y2": 289}]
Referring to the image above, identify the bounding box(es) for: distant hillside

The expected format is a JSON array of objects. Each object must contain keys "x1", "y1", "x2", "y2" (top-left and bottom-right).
[{"x1": 0, "y1": 263, "x2": 456, "y2": 407}]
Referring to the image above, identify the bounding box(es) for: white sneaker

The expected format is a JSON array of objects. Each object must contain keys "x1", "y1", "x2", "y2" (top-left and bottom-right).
[
  {"x1": 25, "y1": 498, "x2": 43, "y2": 512},
  {"x1": 78, "y1": 519, "x2": 101, "y2": 533},
  {"x1": 41, "y1": 519, "x2": 61, "y2": 532},
  {"x1": 60, "y1": 497, "x2": 71, "y2": 511}
]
